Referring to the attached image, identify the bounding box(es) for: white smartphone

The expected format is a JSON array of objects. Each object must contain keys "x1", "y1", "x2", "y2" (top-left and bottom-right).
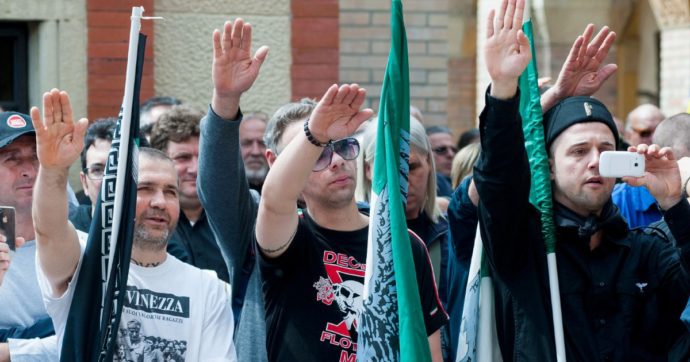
[{"x1": 599, "y1": 151, "x2": 645, "y2": 178}]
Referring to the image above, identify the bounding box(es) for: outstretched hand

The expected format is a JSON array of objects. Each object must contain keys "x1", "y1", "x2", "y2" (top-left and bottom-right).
[
  {"x1": 308, "y1": 84, "x2": 374, "y2": 143},
  {"x1": 212, "y1": 18, "x2": 269, "y2": 119},
  {"x1": 622, "y1": 144, "x2": 682, "y2": 210},
  {"x1": 542, "y1": 25, "x2": 617, "y2": 112},
  {"x1": 484, "y1": 0, "x2": 531, "y2": 99},
  {"x1": 30, "y1": 89, "x2": 88, "y2": 171}
]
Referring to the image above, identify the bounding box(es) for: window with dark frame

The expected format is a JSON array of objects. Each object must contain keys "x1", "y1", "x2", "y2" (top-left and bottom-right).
[{"x1": 0, "y1": 22, "x2": 28, "y2": 113}]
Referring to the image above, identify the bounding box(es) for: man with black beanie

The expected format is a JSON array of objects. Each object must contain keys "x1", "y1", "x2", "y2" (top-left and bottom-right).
[{"x1": 473, "y1": 0, "x2": 690, "y2": 360}]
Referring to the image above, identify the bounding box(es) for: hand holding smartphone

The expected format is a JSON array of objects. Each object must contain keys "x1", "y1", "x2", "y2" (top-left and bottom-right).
[
  {"x1": 599, "y1": 151, "x2": 645, "y2": 178},
  {"x1": 0, "y1": 206, "x2": 16, "y2": 251}
]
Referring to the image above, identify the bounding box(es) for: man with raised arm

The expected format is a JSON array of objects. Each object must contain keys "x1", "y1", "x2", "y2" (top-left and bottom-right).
[
  {"x1": 197, "y1": 18, "x2": 268, "y2": 361},
  {"x1": 255, "y1": 83, "x2": 448, "y2": 361},
  {"x1": 31, "y1": 89, "x2": 237, "y2": 361},
  {"x1": 475, "y1": 0, "x2": 690, "y2": 360}
]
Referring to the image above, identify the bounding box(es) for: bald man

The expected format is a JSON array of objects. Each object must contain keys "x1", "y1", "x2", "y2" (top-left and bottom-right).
[{"x1": 625, "y1": 104, "x2": 665, "y2": 146}]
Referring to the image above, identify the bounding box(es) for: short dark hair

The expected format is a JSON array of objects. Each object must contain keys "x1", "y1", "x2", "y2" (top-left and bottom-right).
[
  {"x1": 81, "y1": 118, "x2": 117, "y2": 170},
  {"x1": 457, "y1": 128, "x2": 480, "y2": 150},
  {"x1": 149, "y1": 105, "x2": 203, "y2": 152}
]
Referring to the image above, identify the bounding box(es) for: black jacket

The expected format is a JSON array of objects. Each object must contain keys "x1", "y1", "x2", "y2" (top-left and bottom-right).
[{"x1": 474, "y1": 90, "x2": 690, "y2": 361}]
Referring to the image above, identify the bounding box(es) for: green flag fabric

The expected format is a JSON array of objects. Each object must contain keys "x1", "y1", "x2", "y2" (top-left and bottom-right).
[
  {"x1": 518, "y1": 20, "x2": 557, "y2": 253},
  {"x1": 357, "y1": 0, "x2": 431, "y2": 360}
]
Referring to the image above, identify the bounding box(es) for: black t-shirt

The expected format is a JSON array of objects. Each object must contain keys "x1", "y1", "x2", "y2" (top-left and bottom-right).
[{"x1": 259, "y1": 211, "x2": 448, "y2": 362}]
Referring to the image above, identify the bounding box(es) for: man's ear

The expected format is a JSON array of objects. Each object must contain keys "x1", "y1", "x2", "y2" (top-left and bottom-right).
[
  {"x1": 549, "y1": 157, "x2": 555, "y2": 180},
  {"x1": 364, "y1": 162, "x2": 372, "y2": 181},
  {"x1": 265, "y1": 149, "x2": 277, "y2": 168}
]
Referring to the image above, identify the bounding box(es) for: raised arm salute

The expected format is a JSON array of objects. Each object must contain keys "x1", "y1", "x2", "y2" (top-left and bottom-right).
[
  {"x1": 484, "y1": 0, "x2": 531, "y2": 100},
  {"x1": 32, "y1": 89, "x2": 238, "y2": 360},
  {"x1": 30, "y1": 89, "x2": 88, "y2": 296},
  {"x1": 256, "y1": 84, "x2": 372, "y2": 257},
  {"x1": 197, "y1": 18, "x2": 269, "y2": 361},
  {"x1": 255, "y1": 81, "x2": 448, "y2": 360},
  {"x1": 476, "y1": 0, "x2": 690, "y2": 361}
]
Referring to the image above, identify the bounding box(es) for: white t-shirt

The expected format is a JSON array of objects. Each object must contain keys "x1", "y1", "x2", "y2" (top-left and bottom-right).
[{"x1": 37, "y1": 238, "x2": 237, "y2": 361}]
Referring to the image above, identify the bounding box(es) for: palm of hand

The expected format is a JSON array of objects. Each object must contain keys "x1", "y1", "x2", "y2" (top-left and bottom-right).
[
  {"x1": 557, "y1": 62, "x2": 603, "y2": 97},
  {"x1": 485, "y1": 33, "x2": 531, "y2": 81},
  {"x1": 37, "y1": 122, "x2": 83, "y2": 168},
  {"x1": 213, "y1": 49, "x2": 256, "y2": 96}
]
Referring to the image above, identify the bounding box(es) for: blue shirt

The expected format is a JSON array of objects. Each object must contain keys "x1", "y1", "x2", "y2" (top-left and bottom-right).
[{"x1": 611, "y1": 183, "x2": 662, "y2": 228}]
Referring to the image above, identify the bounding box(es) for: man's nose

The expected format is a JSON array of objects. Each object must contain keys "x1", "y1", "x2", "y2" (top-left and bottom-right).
[
  {"x1": 250, "y1": 142, "x2": 264, "y2": 154},
  {"x1": 150, "y1": 189, "x2": 167, "y2": 208},
  {"x1": 19, "y1": 159, "x2": 38, "y2": 178}
]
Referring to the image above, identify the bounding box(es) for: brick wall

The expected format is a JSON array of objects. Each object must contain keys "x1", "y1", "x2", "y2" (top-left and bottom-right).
[
  {"x1": 447, "y1": 57, "x2": 476, "y2": 135},
  {"x1": 291, "y1": 0, "x2": 339, "y2": 100},
  {"x1": 87, "y1": 0, "x2": 155, "y2": 120},
  {"x1": 339, "y1": 0, "x2": 450, "y2": 125},
  {"x1": 659, "y1": 27, "x2": 690, "y2": 115}
]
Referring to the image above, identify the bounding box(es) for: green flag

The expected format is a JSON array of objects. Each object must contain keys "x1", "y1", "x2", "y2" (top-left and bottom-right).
[
  {"x1": 358, "y1": 0, "x2": 431, "y2": 360},
  {"x1": 518, "y1": 19, "x2": 567, "y2": 360},
  {"x1": 518, "y1": 20, "x2": 556, "y2": 253}
]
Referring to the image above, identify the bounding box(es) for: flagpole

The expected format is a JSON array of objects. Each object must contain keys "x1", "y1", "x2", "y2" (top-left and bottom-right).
[
  {"x1": 547, "y1": 253, "x2": 566, "y2": 361},
  {"x1": 518, "y1": 11, "x2": 567, "y2": 360},
  {"x1": 106, "y1": 6, "x2": 143, "y2": 281}
]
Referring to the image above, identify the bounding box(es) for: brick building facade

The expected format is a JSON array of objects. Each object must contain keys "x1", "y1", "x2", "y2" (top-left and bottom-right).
[{"x1": 1, "y1": 0, "x2": 689, "y2": 143}]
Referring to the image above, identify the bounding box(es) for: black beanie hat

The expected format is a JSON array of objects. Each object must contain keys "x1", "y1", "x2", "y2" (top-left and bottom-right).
[{"x1": 543, "y1": 96, "x2": 617, "y2": 150}]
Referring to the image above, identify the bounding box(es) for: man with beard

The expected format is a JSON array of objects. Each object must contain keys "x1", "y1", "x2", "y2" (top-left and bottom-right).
[
  {"x1": 31, "y1": 89, "x2": 237, "y2": 360},
  {"x1": 239, "y1": 112, "x2": 269, "y2": 193},
  {"x1": 150, "y1": 105, "x2": 230, "y2": 283}
]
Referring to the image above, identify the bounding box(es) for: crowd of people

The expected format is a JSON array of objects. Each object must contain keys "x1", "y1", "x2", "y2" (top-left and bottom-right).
[{"x1": 1, "y1": 0, "x2": 690, "y2": 360}]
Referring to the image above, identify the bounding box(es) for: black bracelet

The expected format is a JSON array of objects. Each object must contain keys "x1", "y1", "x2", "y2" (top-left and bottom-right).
[{"x1": 304, "y1": 118, "x2": 330, "y2": 147}]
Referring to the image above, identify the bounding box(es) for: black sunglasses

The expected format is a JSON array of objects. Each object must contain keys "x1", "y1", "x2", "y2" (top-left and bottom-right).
[
  {"x1": 432, "y1": 145, "x2": 458, "y2": 155},
  {"x1": 313, "y1": 138, "x2": 360, "y2": 172},
  {"x1": 632, "y1": 128, "x2": 654, "y2": 139}
]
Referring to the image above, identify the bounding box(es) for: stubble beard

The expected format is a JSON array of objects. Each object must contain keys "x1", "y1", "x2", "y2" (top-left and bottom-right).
[{"x1": 133, "y1": 224, "x2": 171, "y2": 251}]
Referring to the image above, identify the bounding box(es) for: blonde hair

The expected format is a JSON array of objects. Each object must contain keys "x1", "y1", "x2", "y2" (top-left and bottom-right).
[
  {"x1": 357, "y1": 117, "x2": 442, "y2": 222},
  {"x1": 451, "y1": 142, "x2": 481, "y2": 189}
]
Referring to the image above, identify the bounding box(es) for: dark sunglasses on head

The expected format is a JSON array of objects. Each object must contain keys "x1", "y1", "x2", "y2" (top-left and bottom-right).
[
  {"x1": 313, "y1": 137, "x2": 360, "y2": 172},
  {"x1": 432, "y1": 145, "x2": 458, "y2": 155}
]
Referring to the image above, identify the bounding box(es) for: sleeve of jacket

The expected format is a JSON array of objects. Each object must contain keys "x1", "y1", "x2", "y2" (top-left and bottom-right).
[
  {"x1": 658, "y1": 199, "x2": 690, "y2": 297},
  {"x1": 198, "y1": 106, "x2": 259, "y2": 297},
  {"x1": 447, "y1": 175, "x2": 478, "y2": 263},
  {"x1": 473, "y1": 88, "x2": 532, "y2": 276}
]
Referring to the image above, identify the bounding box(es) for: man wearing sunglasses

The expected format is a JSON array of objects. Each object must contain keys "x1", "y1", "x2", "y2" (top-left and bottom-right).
[
  {"x1": 426, "y1": 126, "x2": 457, "y2": 197},
  {"x1": 256, "y1": 84, "x2": 447, "y2": 361},
  {"x1": 624, "y1": 104, "x2": 664, "y2": 147}
]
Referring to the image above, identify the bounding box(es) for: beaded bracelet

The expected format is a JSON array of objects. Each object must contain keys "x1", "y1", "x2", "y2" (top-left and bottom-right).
[{"x1": 303, "y1": 118, "x2": 330, "y2": 147}]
